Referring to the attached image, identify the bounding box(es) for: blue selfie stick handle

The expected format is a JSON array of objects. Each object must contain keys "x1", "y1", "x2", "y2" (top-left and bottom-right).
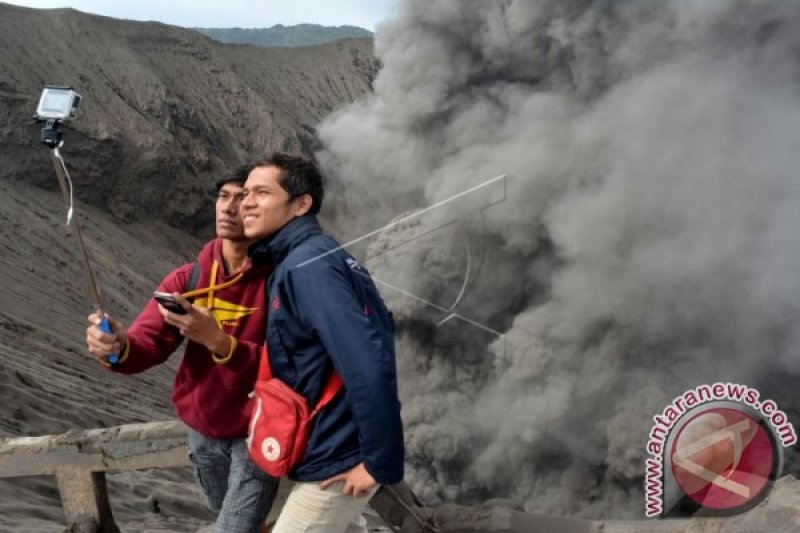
[{"x1": 100, "y1": 316, "x2": 119, "y2": 365}]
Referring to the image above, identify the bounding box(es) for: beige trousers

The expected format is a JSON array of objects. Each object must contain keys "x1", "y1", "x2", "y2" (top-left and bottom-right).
[{"x1": 271, "y1": 481, "x2": 378, "y2": 533}]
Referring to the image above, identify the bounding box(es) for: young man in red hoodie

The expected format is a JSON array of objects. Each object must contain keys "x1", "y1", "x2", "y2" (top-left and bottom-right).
[{"x1": 85, "y1": 169, "x2": 278, "y2": 533}]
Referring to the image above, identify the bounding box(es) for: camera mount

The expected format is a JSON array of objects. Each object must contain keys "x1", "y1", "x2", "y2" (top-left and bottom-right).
[{"x1": 40, "y1": 119, "x2": 64, "y2": 148}]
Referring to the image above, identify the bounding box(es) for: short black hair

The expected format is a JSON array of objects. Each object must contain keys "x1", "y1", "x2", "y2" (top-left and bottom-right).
[
  {"x1": 215, "y1": 165, "x2": 250, "y2": 191},
  {"x1": 246, "y1": 153, "x2": 325, "y2": 214}
]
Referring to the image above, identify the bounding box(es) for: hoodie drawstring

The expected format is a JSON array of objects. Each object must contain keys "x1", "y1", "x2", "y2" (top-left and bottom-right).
[{"x1": 181, "y1": 260, "x2": 244, "y2": 304}]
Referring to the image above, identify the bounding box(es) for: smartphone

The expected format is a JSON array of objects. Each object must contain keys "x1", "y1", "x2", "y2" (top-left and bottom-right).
[{"x1": 153, "y1": 291, "x2": 188, "y2": 315}]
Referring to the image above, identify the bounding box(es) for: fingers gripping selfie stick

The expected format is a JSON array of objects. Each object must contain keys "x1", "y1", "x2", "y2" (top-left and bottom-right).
[{"x1": 35, "y1": 86, "x2": 119, "y2": 365}]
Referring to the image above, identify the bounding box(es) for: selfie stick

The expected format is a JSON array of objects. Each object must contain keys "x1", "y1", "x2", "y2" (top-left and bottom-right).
[{"x1": 43, "y1": 122, "x2": 118, "y2": 364}]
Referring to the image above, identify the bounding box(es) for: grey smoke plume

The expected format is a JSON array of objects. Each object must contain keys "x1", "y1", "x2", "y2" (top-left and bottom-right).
[{"x1": 317, "y1": 0, "x2": 800, "y2": 518}]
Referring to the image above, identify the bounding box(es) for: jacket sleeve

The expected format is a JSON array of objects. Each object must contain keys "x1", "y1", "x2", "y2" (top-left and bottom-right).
[
  {"x1": 107, "y1": 265, "x2": 191, "y2": 374},
  {"x1": 287, "y1": 260, "x2": 404, "y2": 485}
]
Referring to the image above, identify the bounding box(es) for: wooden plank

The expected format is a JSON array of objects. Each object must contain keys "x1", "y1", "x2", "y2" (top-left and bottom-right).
[{"x1": 0, "y1": 421, "x2": 189, "y2": 478}]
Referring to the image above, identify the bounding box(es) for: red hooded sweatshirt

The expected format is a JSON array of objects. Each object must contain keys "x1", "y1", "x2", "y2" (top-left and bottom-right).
[{"x1": 109, "y1": 238, "x2": 270, "y2": 439}]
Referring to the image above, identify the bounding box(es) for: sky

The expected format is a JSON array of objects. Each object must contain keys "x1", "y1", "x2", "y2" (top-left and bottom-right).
[{"x1": 2, "y1": 0, "x2": 398, "y2": 30}]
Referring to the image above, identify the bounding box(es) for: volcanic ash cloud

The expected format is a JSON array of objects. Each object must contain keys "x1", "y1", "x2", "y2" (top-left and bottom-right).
[{"x1": 317, "y1": 0, "x2": 800, "y2": 518}]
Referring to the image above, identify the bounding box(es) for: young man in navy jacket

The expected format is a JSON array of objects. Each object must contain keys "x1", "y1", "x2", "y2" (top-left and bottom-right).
[{"x1": 242, "y1": 153, "x2": 404, "y2": 532}]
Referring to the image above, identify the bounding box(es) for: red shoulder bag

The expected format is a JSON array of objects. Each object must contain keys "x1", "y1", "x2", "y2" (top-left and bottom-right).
[{"x1": 247, "y1": 345, "x2": 343, "y2": 477}]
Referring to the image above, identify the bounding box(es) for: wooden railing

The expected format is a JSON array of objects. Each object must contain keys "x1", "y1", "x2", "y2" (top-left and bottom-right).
[
  {"x1": 0, "y1": 421, "x2": 190, "y2": 532},
  {"x1": 0, "y1": 421, "x2": 447, "y2": 532},
  {"x1": 0, "y1": 420, "x2": 638, "y2": 533}
]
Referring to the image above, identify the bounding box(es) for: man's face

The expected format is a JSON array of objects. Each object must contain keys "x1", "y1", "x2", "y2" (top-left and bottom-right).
[
  {"x1": 241, "y1": 165, "x2": 306, "y2": 240},
  {"x1": 215, "y1": 182, "x2": 247, "y2": 241}
]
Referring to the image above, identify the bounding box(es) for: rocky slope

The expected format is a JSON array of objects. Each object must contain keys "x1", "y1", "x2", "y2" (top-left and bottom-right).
[
  {"x1": 0, "y1": 0, "x2": 376, "y2": 436},
  {"x1": 0, "y1": 3, "x2": 376, "y2": 530},
  {"x1": 0, "y1": 2, "x2": 377, "y2": 234}
]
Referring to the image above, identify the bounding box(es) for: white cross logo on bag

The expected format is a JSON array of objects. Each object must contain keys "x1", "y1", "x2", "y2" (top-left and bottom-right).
[{"x1": 262, "y1": 437, "x2": 281, "y2": 462}]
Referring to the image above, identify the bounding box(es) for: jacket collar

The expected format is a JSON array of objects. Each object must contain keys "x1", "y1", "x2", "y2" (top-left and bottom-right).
[{"x1": 249, "y1": 214, "x2": 322, "y2": 265}]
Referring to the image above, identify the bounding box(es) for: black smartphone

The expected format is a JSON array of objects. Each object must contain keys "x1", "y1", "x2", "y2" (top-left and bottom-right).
[{"x1": 153, "y1": 291, "x2": 188, "y2": 315}]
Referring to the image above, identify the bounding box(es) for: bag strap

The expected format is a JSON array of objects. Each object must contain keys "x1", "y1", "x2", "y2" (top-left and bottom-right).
[
  {"x1": 257, "y1": 345, "x2": 343, "y2": 416},
  {"x1": 257, "y1": 344, "x2": 272, "y2": 381},
  {"x1": 186, "y1": 261, "x2": 201, "y2": 292},
  {"x1": 312, "y1": 372, "x2": 343, "y2": 416}
]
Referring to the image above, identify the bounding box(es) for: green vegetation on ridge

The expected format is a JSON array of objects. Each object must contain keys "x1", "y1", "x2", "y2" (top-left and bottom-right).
[{"x1": 194, "y1": 23, "x2": 372, "y2": 47}]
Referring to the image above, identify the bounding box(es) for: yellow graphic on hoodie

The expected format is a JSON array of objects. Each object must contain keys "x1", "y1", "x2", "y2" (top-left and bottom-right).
[
  {"x1": 180, "y1": 259, "x2": 257, "y2": 328},
  {"x1": 193, "y1": 296, "x2": 258, "y2": 328}
]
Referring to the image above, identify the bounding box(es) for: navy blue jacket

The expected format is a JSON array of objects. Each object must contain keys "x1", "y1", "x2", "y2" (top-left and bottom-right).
[{"x1": 249, "y1": 214, "x2": 404, "y2": 484}]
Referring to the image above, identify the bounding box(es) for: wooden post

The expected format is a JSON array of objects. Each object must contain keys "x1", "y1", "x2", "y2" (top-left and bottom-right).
[
  {"x1": 0, "y1": 421, "x2": 189, "y2": 532},
  {"x1": 56, "y1": 469, "x2": 119, "y2": 533}
]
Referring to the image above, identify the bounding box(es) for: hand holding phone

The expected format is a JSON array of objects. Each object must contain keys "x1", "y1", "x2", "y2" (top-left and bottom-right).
[{"x1": 153, "y1": 291, "x2": 189, "y2": 315}]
